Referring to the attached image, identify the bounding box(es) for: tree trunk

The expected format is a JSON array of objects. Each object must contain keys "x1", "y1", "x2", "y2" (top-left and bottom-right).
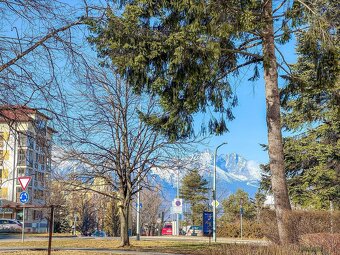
[
  {"x1": 118, "y1": 201, "x2": 130, "y2": 247},
  {"x1": 262, "y1": 0, "x2": 295, "y2": 245}
]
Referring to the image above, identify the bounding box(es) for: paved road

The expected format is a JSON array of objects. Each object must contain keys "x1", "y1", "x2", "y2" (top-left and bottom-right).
[
  {"x1": 140, "y1": 235, "x2": 267, "y2": 245},
  {"x1": 0, "y1": 233, "x2": 267, "y2": 245}
]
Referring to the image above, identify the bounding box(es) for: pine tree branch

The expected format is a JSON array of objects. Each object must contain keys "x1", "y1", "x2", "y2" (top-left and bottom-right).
[
  {"x1": 216, "y1": 57, "x2": 263, "y2": 81},
  {"x1": 275, "y1": 45, "x2": 292, "y2": 74},
  {"x1": 295, "y1": 0, "x2": 316, "y2": 15},
  {"x1": 220, "y1": 48, "x2": 263, "y2": 59}
]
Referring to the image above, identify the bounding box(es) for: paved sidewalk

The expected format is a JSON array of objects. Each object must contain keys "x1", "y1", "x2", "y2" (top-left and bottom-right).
[{"x1": 0, "y1": 247, "x2": 184, "y2": 255}]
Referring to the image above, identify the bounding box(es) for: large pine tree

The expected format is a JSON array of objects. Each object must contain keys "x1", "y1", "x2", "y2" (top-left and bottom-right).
[
  {"x1": 87, "y1": 0, "x2": 337, "y2": 244},
  {"x1": 261, "y1": 24, "x2": 339, "y2": 209}
]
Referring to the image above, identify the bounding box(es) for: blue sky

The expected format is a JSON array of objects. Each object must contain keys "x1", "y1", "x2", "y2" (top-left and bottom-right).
[
  {"x1": 2, "y1": 0, "x2": 298, "y2": 165},
  {"x1": 202, "y1": 77, "x2": 268, "y2": 164},
  {"x1": 201, "y1": 41, "x2": 297, "y2": 164}
]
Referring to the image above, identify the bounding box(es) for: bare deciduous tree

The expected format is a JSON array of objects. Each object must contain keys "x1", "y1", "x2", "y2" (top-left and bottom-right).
[
  {"x1": 58, "y1": 65, "x2": 195, "y2": 246},
  {"x1": 0, "y1": 0, "x2": 106, "y2": 120},
  {"x1": 132, "y1": 187, "x2": 162, "y2": 236}
]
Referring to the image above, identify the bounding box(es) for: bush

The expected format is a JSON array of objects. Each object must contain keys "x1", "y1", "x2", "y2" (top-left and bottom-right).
[
  {"x1": 300, "y1": 233, "x2": 340, "y2": 255},
  {"x1": 260, "y1": 209, "x2": 340, "y2": 243},
  {"x1": 217, "y1": 220, "x2": 264, "y2": 239}
]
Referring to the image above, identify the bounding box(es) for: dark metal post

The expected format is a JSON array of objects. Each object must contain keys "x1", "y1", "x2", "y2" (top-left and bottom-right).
[
  {"x1": 240, "y1": 198, "x2": 243, "y2": 239},
  {"x1": 48, "y1": 205, "x2": 54, "y2": 255}
]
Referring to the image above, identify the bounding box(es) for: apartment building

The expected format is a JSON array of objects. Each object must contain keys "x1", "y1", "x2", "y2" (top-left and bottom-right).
[{"x1": 0, "y1": 105, "x2": 55, "y2": 230}]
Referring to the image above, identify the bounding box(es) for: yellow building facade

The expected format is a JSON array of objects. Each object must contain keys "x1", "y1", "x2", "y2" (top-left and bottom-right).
[{"x1": 0, "y1": 106, "x2": 55, "y2": 232}]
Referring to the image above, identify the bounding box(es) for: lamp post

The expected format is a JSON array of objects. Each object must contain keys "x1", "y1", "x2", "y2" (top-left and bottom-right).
[{"x1": 213, "y1": 142, "x2": 227, "y2": 242}]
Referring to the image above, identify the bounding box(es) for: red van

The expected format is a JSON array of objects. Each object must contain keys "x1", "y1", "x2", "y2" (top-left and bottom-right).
[{"x1": 161, "y1": 224, "x2": 172, "y2": 235}]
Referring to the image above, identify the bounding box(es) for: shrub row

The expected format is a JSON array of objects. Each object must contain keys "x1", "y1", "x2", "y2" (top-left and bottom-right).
[
  {"x1": 260, "y1": 209, "x2": 340, "y2": 243},
  {"x1": 217, "y1": 210, "x2": 340, "y2": 242},
  {"x1": 201, "y1": 244, "x2": 331, "y2": 255},
  {"x1": 300, "y1": 233, "x2": 340, "y2": 255}
]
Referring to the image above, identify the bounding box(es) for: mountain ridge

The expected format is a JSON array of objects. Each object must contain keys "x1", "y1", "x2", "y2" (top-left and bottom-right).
[{"x1": 151, "y1": 151, "x2": 262, "y2": 200}]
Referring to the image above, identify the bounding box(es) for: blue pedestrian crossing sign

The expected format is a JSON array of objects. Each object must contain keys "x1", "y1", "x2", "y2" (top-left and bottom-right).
[{"x1": 19, "y1": 191, "x2": 29, "y2": 204}]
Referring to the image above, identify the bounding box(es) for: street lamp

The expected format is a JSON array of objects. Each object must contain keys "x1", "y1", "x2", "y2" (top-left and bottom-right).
[{"x1": 213, "y1": 142, "x2": 227, "y2": 242}]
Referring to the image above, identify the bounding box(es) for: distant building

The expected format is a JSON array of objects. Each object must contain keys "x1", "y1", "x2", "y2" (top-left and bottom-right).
[{"x1": 0, "y1": 105, "x2": 55, "y2": 231}]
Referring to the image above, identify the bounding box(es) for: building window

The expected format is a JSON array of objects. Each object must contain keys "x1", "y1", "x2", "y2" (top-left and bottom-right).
[
  {"x1": 17, "y1": 168, "x2": 26, "y2": 177},
  {"x1": 17, "y1": 149, "x2": 26, "y2": 166},
  {"x1": 35, "y1": 118, "x2": 47, "y2": 130},
  {"x1": 38, "y1": 154, "x2": 43, "y2": 164},
  {"x1": 0, "y1": 150, "x2": 3, "y2": 165},
  {"x1": 33, "y1": 190, "x2": 44, "y2": 200},
  {"x1": 27, "y1": 131, "x2": 35, "y2": 149},
  {"x1": 0, "y1": 132, "x2": 3, "y2": 148},
  {"x1": 27, "y1": 150, "x2": 33, "y2": 167},
  {"x1": 18, "y1": 133, "x2": 27, "y2": 147}
]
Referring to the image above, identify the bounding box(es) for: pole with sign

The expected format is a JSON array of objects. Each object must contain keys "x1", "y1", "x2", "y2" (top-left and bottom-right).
[
  {"x1": 18, "y1": 176, "x2": 31, "y2": 243},
  {"x1": 240, "y1": 197, "x2": 243, "y2": 239},
  {"x1": 19, "y1": 192, "x2": 29, "y2": 242},
  {"x1": 176, "y1": 169, "x2": 180, "y2": 236},
  {"x1": 22, "y1": 207, "x2": 25, "y2": 242}
]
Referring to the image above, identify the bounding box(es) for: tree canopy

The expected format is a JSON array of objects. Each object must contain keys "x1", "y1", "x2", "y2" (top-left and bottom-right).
[
  {"x1": 87, "y1": 0, "x2": 338, "y2": 244},
  {"x1": 222, "y1": 189, "x2": 256, "y2": 222}
]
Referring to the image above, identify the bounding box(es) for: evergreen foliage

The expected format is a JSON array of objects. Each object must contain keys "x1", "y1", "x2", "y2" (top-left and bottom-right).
[
  {"x1": 180, "y1": 169, "x2": 209, "y2": 226},
  {"x1": 86, "y1": 0, "x2": 332, "y2": 141},
  {"x1": 221, "y1": 189, "x2": 256, "y2": 222},
  {"x1": 260, "y1": 5, "x2": 339, "y2": 209},
  {"x1": 54, "y1": 217, "x2": 71, "y2": 233},
  {"x1": 87, "y1": 0, "x2": 338, "y2": 244}
]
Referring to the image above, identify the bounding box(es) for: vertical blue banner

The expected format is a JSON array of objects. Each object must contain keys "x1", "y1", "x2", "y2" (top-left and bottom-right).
[{"x1": 203, "y1": 211, "x2": 213, "y2": 236}]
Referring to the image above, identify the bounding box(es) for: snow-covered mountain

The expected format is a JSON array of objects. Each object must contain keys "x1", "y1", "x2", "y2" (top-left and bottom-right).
[{"x1": 151, "y1": 151, "x2": 262, "y2": 202}]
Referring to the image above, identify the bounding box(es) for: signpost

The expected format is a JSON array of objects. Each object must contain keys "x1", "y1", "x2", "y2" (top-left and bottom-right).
[
  {"x1": 19, "y1": 191, "x2": 29, "y2": 203},
  {"x1": 172, "y1": 198, "x2": 182, "y2": 235},
  {"x1": 172, "y1": 198, "x2": 183, "y2": 214},
  {"x1": 211, "y1": 200, "x2": 219, "y2": 208},
  {"x1": 18, "y1": 176, "x2": 31, "y2": 190},
  {"x1": 18, "y1": 176, "x2": 31, "y2": 243}
]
